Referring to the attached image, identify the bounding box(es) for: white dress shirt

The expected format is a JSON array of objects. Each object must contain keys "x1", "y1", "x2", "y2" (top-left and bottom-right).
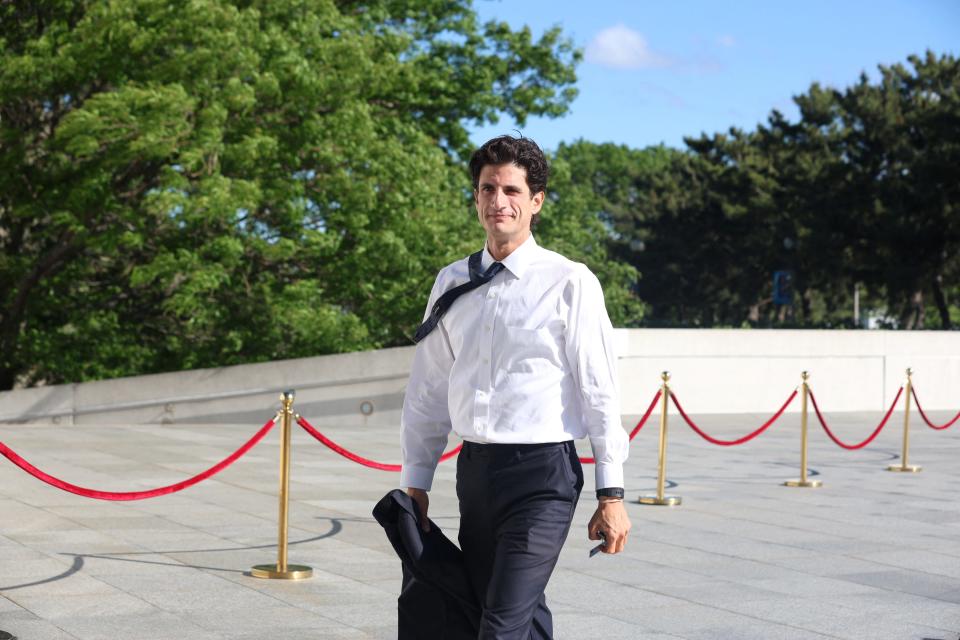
[{"x1": 400, "y1": 235, "x2": 629, "y2": 491}]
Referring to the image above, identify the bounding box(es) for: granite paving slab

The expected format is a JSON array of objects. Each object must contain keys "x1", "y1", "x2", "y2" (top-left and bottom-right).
[{"x1": 2, "y1": 410, "x2": 959, "y2": 639}]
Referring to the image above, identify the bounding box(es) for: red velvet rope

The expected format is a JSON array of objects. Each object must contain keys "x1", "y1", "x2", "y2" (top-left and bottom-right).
[
  {"x1": 809, "y1": 386, "x2": 902, "y2": 450},
  {"x1": 911, "y1": 386, "x2": 960, "y2": 430},
  {"x1": 0, "y1": 417, "x2": 277, "y2": 501},
  {"x1": 296, "y1": 415, "x2": 461, "y2": 472},
  {"x1": 670, "y1": 389, "x2": 797, "y2": 446},
  {"x1": 296, "y1": 391, "x2": 662, "y2": 469},
  {"x1": 578, "y1": 390, "x2": 661, "y2": 463}
]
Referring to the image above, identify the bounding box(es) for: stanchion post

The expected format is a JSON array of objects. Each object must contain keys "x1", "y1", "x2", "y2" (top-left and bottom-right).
[
  {"x1": 252, "y1": 390, "x2": 313, "y2": 580},
  {"x1": 888, "y1": 368, "x2": 921, "y2": 473},
  {"x1": 785, "y1": 372, "x2": 822, "y2": 488},
  {"x1": 639, "y1": 372, "x2": 681, "y2": 506}
]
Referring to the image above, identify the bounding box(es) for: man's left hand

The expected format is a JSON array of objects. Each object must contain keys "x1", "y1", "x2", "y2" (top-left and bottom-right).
[{"x1": 588, "y1": 499, "x2": 631, "y2": 554}]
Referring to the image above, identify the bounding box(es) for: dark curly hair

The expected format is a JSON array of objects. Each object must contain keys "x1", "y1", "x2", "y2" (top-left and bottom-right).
[{"x1": 469, "y1": 135, "x2": 549, "y2": 227}]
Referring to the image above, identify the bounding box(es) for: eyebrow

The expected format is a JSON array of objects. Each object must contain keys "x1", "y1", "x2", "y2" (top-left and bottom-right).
[{"x1": 478, "y1": 181, "x2": 524, "y2": 191}]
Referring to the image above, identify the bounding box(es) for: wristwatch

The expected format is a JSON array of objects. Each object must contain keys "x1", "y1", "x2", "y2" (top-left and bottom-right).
[{"x1": 596, "y1": 487, "x2": 624, "y2": 500}]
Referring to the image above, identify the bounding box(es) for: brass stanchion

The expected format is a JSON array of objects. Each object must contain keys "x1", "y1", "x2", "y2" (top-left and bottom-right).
[
  {"x1": 888, "y1": 368, "x2": 922, "y2": 473},
  {"x1": 639, "y1": 372, "x2": 681, "y2": 506},
  {"x1": 785, "y1": 372, "x2": 822, "y2": 488},
  {"x1": 251, "y1": 390, "x2": 313, "y2": 580}
]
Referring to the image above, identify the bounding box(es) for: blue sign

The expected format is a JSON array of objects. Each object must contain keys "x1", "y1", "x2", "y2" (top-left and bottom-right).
[{"x1": 773, "y1": 271, "x2": 793, "y2": 305}]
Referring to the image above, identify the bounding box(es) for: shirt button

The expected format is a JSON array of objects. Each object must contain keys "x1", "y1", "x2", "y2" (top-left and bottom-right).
[
  {"x1": 482, "y1": 357, "x2": 489, "y2": 364},
  {"x1": 484, "y1": 325, "x2": 491, "y2": 332}
]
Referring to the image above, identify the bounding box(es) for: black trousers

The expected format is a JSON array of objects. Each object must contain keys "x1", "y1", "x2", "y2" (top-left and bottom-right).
[{"x1": 457, "y1": 440, "x2": 584, "y2": 640}]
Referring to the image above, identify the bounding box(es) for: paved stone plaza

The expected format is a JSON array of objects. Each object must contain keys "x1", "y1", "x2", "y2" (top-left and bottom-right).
[{"x1": 1, "y1": 406, "x2": 959, "y2": 639}]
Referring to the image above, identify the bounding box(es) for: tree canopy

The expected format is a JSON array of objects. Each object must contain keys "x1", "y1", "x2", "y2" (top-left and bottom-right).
[
  {"x1": 1, "y1": 0, "x2": 604, "y2": 389},
  {"x1": 585, "y1": 52, "x2": 959, "y2": 329}
]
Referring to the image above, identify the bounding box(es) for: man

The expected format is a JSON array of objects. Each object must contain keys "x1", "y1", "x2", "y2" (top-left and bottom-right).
[{"x1": 401, "y1": 135, "x2": 631, "y2": 639}]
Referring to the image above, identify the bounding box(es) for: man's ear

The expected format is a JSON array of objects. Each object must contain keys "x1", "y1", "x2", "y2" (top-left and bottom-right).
[{"x1": 531, "y1": 190, "x2": 545, "y2": 213}]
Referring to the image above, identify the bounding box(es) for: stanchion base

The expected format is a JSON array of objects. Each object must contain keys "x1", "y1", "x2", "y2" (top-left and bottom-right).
[
  {"x1": 784, "y1": 479, "x2": 822, "y2": 488},
  {"x1": 250, "y1": 564, "x2": 313, "y2": 580},
  {"x1": 637, "y1": 495, "x2": 681, "y2": 506},
  {"x1": 886, "y1": 464, "x2": 922, "y2": 473}
]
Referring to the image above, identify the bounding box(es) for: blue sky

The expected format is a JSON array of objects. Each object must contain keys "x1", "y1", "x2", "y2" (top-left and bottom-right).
[{"x1": 468, "y1": 0, "x2": 960, "y2": 151}]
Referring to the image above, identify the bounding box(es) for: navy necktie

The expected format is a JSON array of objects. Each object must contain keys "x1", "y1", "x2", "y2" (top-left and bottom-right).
[{"x1": 413, "y1": 251, "x2": 504, "y2": 343}]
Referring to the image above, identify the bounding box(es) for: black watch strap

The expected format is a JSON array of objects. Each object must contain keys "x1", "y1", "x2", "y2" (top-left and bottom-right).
[{"x1": 596, "y1": 487, "x2": 624, "y2": 499}]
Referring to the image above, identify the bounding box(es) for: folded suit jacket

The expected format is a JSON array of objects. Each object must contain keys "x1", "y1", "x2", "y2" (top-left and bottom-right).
[{"x1": 372, "y1": 489, "x2": 481, "y2": 639}]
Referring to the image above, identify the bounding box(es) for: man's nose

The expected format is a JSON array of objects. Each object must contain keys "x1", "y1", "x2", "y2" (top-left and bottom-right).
[{"x1": 493, "y1": 188, "x2": 509, "y2": 208}]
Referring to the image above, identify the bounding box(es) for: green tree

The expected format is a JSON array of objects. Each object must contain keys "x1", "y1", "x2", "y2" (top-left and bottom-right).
[
  {"x1": 553, "y1": 137, "x2": 782, "y2": 328},
  {"x1": 608, "y1": 51, "x2": 959, "y2": 329},
  {"x1": 538, "y1": 140, "x2": 672, "y2": 326},
  {"x1": 839, "y1": 52, "x2": 960, "y2": 328},
  {"x1": 765, "y1": 51, "x2": 960, "y2": 329},
  {"x1": 546, "y1": 140, "x2": 679, "y2": 325},
  {"x1": 635, "y1": 131, "x2": 793, "y2": 327},
  {"x1": 0, "y1": 0, "x2": 581, "y2": 389}
]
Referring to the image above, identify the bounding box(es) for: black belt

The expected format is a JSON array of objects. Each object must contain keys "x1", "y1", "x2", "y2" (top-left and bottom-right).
[{"x1": 461, "y1": 440, "x2": 575, "y2": 456}]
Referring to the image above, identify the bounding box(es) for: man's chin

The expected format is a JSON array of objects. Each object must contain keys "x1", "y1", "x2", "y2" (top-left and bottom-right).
[
  {"x1": 485, "y1": 223, "x2": 518, "y2": 237},
  {"x1": 484, "y1": 225, "x2": 531, "y2": 245}
]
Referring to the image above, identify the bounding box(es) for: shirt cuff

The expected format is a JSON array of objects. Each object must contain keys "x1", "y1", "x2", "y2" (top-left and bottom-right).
[
  {"x1": 400, "y1": 465, "x2": 436, "y2": 492},
  {"x1": 594, "y1": 461, "x2": 623, "y2": 491}
]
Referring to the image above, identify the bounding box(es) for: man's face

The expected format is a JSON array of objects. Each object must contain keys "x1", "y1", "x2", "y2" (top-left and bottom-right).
[{"x1": 474, "y1": 163, "x2": 544, "y2": 247}]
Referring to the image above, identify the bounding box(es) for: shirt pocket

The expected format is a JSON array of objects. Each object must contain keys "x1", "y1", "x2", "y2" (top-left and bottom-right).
[{"x1": 498, "y1": 324, "x2": 564, "y2": 373}]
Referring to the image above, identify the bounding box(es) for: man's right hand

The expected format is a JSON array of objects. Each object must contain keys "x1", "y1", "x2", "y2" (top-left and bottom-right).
[{"x1": 404, "y1": 487, "x2": 430, "y2": 532}]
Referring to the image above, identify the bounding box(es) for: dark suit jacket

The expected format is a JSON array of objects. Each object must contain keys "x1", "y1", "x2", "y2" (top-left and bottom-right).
[{"x1": 373, "y1": 489, "x2": 481, "y2": 639}]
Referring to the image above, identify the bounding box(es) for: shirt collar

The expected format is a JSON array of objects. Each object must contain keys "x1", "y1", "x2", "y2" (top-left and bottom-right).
[{"x1": 481, "y1": 234, "x2": 538, "y2": 279}]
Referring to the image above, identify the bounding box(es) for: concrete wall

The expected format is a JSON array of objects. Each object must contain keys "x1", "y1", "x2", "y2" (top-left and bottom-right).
[
  {"x1": 0, "y1": 348, "x2": 415, "y2": 428},
  {"x1": 617, "y1": 329, "x2": 960, "y2": 415},
  {"x1": 1, "y1": 329, "x2": 957, "y2": 426}
]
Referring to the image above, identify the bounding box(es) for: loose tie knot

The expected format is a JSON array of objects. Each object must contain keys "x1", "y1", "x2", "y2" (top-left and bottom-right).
[
  {"x1": 413, "y1": 251, "x2": 503, "y2": 344},
  {"x1": 470, "y1": 260, "x2": 504, "y2": 284}
]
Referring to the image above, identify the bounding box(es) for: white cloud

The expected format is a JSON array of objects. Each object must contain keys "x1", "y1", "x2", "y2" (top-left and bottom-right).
[
  {"x1": 717, "y1": 34, "x2": 736, "y2": 48},
  {"x1": 585, "y1": 24, "x2": 673, "y2": 69}
]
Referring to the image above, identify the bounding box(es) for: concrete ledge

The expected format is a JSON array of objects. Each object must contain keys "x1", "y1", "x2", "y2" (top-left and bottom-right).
[
  {"x1": 1, "y1": 329, "x2": 958, "y2": 425},
  {"x1": 0, "y1": 348, "x2": 415, "y2": 427}
]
